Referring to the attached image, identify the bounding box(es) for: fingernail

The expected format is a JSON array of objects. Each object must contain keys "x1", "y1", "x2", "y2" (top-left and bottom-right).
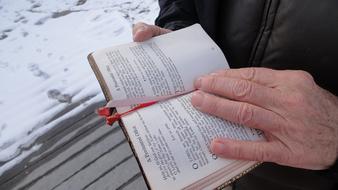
[
  {"x1": 194, "y1": 77, "x2": 202, "y2": 89},
  {"x1": 191, "y1": 91, "x2": 204, "y2": 109},
  {"x1": 211, "y1": 140, "x2": 225, "y2": 154}
]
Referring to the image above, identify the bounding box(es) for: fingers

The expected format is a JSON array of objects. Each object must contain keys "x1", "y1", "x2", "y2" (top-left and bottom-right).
[
  {"x1": 132, "y1": 22, "x2": 171, "y2": 42},
  {"x1": 211, "y1": 68, "x2": 281, "y2": 88},
  {"x1": 191, "y1": 91, "x2": 283, "y2": 132},
  {"x1": 195, "y1": 75, "x2": 281, "y2": 110},
  {"x1": 210, "y1": 138, "x2": 282, "y2": 163}
]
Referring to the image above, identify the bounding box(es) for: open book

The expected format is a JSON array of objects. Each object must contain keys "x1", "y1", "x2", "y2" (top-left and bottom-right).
[{"x1": 87, "y1": 24, "x2": 264, "y2": 190}]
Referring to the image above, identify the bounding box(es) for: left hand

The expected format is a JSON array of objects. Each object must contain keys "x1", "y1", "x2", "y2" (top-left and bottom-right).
[
  {"x1": 132, "y1": 22, "x2": 172, "y2": 42},
  {"x1": 191, "y1": 68, "x2": 338, "y2": 170}
]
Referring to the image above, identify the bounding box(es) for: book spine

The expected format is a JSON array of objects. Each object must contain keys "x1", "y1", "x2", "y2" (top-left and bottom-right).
[{"x1": 87, "y1": 53, "x2": 112, "y2": 102}]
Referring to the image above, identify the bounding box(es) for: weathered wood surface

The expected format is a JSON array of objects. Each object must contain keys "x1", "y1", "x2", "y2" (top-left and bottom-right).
[{"x1": 0, "y1": 102, "x2": 148, "y2": 190}]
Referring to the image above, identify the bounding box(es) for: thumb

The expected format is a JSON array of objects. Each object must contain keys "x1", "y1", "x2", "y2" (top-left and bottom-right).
[
  {"x1": 132, "y1": 22, "x2": 171, "y2": 42},
  {"x1": 211, "y1": 138, "x2": 280, "y2": 163}
]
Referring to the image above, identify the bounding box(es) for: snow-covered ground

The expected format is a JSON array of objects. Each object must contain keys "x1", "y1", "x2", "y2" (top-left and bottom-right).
[{"x1": 0, "y1": 0, "x2": 159, "y2": 175}]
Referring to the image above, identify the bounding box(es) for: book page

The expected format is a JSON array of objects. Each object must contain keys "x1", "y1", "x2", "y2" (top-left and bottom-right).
[
  {"x1": 122, "y1": 93, "x2": 265, "y2": 190},
  {"x1": 90, "y1": 24, "x2": 228, "y2": 107}
]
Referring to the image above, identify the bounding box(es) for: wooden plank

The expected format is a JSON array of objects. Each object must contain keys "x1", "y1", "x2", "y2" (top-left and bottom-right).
[
  {"x1": 115, "y1": 175, "x2": 148, "y2": 190},
  {"x1": 15, "y1": 127, "x2": 126, "y2": 190},
  {"x1": 52, "y1": 142, "x2": 137, "y2": 190},
  {"x1": 84, "y1": 156, "x2": 146, "y2": 190},
  {"x1": 0, "y1": 101, "x2": 106, "y2": 185}
]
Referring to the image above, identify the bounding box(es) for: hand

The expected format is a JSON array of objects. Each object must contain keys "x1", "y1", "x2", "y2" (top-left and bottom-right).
[
  {"x1": 191, "y1": 68, "x2": 338, "y2": 170},
  {"x1": 132, "y1": 22, "x2": 172, "y2": 42}
]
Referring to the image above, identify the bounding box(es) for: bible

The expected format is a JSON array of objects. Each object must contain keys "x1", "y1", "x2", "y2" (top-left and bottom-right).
[{"x1": 87, "y1": 24, "x2": 264, "y2": 190}]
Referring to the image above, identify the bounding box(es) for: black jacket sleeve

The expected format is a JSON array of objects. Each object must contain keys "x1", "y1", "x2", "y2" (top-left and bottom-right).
[{"x1": 155, "y1": 0, "x2": 198, "y2": 30}]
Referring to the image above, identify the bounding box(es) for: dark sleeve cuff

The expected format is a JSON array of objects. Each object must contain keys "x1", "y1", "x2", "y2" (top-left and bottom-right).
[{"x1": 161, "y1": 21, "x2": 196, "y2": 31}]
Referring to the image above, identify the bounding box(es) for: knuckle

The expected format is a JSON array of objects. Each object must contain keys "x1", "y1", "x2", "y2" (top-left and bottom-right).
[
  {"x1": 132, "y1": 22, "x2": 148, "y2": 38},
  {"x1": 251, "y1": 144, "x2": 274, "y2": 162},
  {"x1": 240, "y1": 68, "x2": 256, "y2": 81},
  {"x1": 232, "y1": 145, "x2": 244, "y2": 159},
  {"x1": 133, "y1": 22, "x2": 145, "y2": 30},
  {"x1": 232, "y1": 80, "x2": 253, "y2": 99},
  {"x1": 218, "y1": 69, "x2": 229, "y2": 76},
  {"x1": 206, "y1": 76, "x2": 220, "y2": 91},
  {"x1": 135, "y1": 22, "x2": 146, "y2": 27},
  {"x1": 236, "y1": 103, "x2": 254, "y2": 125},
  {"x1": 255, "y1": 149, "x2": 271, "y2": 162},
  {"x1": 295, "y1": 70, "x2": 313, "y2": 80},
  {"x1": 292, "y1": 70, "x2": 315, "y2": 85}
]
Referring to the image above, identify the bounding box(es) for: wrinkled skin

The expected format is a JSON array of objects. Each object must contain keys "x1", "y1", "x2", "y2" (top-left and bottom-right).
[
  {"x1": 133, "y1": 22, "x2": 338, "y2": 170},
  {"x1": 191, "y1": 68, "x2": 338, "y2": 170}
]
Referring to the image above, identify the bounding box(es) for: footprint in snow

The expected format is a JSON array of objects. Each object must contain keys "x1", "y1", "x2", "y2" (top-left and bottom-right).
[
  {"x1": 28, "y1": 64, "x2": 50, "y2": 79},
  {"x1": 47, "y1": 89, "x2": 72, "y2": 103}
]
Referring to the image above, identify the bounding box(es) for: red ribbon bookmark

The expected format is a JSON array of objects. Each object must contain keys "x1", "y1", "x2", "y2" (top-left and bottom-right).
[
  {"x1": 96, "y1": 107, "x2": 112, "y2": 117},
  {"x1": 105, "y1": 101, "x2": 158, "y2": 125}
]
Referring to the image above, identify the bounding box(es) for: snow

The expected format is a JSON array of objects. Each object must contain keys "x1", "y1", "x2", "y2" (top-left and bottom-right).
[{"x1": 0, "y1": 0, "x2": 159, "y2": 174}]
